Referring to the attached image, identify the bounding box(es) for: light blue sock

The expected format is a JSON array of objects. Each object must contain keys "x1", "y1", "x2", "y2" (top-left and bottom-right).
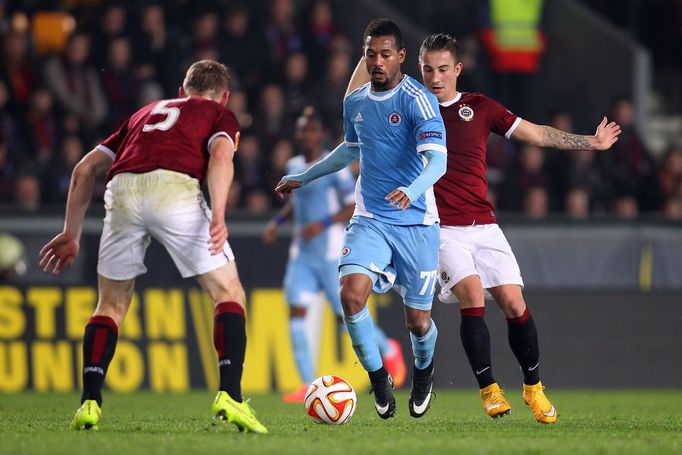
[
  {"x1": 374, "y1": 326, "x2": 392, "y2": 356},
  {"x1": 410, "y1": 319, "x2": 438, "y2": 370},
  {"x1": 344, "y1": 306, "x2": 383, "y2": 372},
  {"x1": 289, "y1": 317, "x2": 314, "y2": 383}
]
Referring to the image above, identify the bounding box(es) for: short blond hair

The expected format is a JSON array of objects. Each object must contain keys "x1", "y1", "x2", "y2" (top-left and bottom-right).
[{"x1": 182, "y1": 60, "x2": 231, "y2": 96}]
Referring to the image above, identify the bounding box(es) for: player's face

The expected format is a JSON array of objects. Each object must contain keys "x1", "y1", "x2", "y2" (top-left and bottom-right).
[
  {"x1": 363, "y1": 35, "x2": 406, "y2": 91},
  {"x1": 419, "y1": 50, "x2": 462, "y2": 103},
  {"x1": 296, "y1": 118, "x2": 324, "y2": 155}
]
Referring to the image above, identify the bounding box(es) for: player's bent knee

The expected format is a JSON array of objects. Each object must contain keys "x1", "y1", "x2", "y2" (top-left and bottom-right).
[
  {"x1": 405, "y1": 318, "x2": 431, "y2": 337},
  {"x1": 339, "y1": 287, "x2": 366, "y2": 316}
]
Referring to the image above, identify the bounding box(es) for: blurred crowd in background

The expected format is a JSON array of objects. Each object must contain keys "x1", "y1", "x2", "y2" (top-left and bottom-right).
[{"x1": 0, "y1": 0, "x2": 681, "y2": 220}]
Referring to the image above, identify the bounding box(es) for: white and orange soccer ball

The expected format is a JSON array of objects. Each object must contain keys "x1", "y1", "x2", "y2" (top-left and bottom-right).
[{"x1": 304, "y1": 375, "x2": 357, "y2": 425}]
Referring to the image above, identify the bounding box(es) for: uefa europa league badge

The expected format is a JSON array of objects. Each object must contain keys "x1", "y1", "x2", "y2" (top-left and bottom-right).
[{"x1": 458, "y1": 104, "x2": 474, "y2": 122}]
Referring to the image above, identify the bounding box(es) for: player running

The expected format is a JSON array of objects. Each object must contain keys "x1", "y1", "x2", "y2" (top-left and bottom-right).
[
  {"x1": 420, "y1": 33, "x2": 620, "y2": 423},
  {"x1": 276, "y1": 19, "x2": 447, "y2": 420},
  {"x1": 263, "y1": 108, "x2": 407, "y2": 402},
  {"x1": 39, "y1": 60, "x2": 268, "y2": 433}
]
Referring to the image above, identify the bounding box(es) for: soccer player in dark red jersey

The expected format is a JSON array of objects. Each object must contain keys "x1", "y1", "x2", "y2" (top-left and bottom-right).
[
  {"x1": 39, "y1": 60, "x2": 267, "y2": 433},
  {"x1": 418, "y1": 33, "x2": 620, "y2": 423}
]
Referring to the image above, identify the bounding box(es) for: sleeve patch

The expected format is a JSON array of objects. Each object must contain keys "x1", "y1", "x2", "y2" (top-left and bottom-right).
[{"x1": 420, "y1": 131, "x2": 443, "y2": 140}]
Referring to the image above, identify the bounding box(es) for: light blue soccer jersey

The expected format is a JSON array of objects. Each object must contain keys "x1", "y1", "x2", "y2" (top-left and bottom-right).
[
  {"x1": 343, "y1": 75, "x2": 447, "y2": 226},
  {"x1": 286, "y1": 153, "x2": 355, "y2": 260}
]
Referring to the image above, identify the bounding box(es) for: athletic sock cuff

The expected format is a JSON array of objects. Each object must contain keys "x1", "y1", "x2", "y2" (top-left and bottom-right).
[
  {"x1": 345, "y1": 305, "x2": 370, "y2": 323},
  {"x1": 87, "y1": 315, "x2": 118, "y2": 335},
  {"x1": 461, "y1": 307, "x2": 485, "y2": 317},
  {"x1": 506, "y1": 307, "x2": 530, "y2": 325},
  {"x1": 215, "y1": 301, "x2": 245, "y2": 319}
]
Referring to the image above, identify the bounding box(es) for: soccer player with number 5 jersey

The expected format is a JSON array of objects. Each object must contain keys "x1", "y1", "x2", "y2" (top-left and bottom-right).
[{"x1": 39, "y1": 60, "x2": 268, "y2": 433}]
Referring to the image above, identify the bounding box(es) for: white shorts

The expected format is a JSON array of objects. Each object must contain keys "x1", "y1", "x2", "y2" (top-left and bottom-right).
[
  {"x1": 437, "y1": 223, "x2": 523, "y2": 304},
  {"x1": 97, "y1": 169, "x2": 234, "y2": 280}
]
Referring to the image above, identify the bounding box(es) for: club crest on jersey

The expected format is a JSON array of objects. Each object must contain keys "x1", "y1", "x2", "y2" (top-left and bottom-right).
[
  {"x1": 458, "y1": 104, "x2": 474, "y2": 122},
  {"x1": 341, "y1": 247, "x2": 351, "y2": 257},
  {"x1": 388, "y1": 112, "x2": 401, "y2": 126}
]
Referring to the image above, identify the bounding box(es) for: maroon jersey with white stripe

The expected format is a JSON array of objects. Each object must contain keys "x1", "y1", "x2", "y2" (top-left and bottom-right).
[
  {"x1": 435, "y1": 92, "x2": 519, "y2": 226},
  {"x1": 99, "y1": 97, "x2": 240, "y2": 182}
]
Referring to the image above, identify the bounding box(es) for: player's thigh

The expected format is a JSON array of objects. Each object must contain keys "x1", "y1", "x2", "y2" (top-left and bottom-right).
[
  {"x1": 471, "y1": 224, "x2": 523, "y2": 289},
  {"x1": 95, "y1": 275, "x2": 136, "y2": 326},
  {"x1": 318, "y1": 259, "x2": 343, "y2": 316},
  {"x1": 339, "y1": 217, "x2": 393, "y2": 293},
  {"x1": 437, "y1": 226, "x2": 479, "y2": 304},
  {"x1": 283, "y1": 257, "x2": 321, "y2": 308},
  {"x1": 194, "y1": 260, "x2": 246, "y2": 307},
  {"x1": 390, "y1": 223, "x2": 440, "y2": 310},
  {"x1": 97, "y1": 175, "x2": 152, "y2": 280},
  {"x1": 145, "y1": 172, "x2": 233, "y2": 278}
]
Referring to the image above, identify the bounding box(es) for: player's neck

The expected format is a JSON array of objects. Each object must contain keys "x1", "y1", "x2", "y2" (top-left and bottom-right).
[
  {"x1": 371, "y1": 72, "x2": 404, "y2": 93},
  {"x1": 439, "y1": 91, "x2": 462, "y2": 107}
]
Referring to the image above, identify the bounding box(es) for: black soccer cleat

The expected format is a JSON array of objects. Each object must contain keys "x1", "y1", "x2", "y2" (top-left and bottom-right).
[
  {"x1": 369, "y1": 371, "x2": 396, "y2": 419},
  {"x1": 409, "y1": 361, "x2": 434, "y2": 418}
]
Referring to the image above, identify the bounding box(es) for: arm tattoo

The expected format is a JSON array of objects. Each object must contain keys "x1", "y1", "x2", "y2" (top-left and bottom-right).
[{"x1": 541, "y1": 126, "x2": 592, "y2": 150}]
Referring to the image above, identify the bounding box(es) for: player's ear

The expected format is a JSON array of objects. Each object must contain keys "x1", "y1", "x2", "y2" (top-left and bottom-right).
[
  {"x1": 220, "y1": 90, "x2": 230, "y2": 106},
  {"x1": 399, "y1": 48, "x2": 406, "y2": 64},
  {"x1": 179, "y1": 86, "x2": 186, "y2": 98},
  {"x1": 454, "y1": 62, "x2": 463, "y2": 77}
]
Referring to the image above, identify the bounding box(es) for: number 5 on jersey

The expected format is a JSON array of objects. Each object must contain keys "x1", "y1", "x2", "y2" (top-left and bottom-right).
[
  {"x1": 143, "y1": 99, "x2": 187, "y2": 132},
  {"x1": 419, "y1": 270, "x2": 438, "y2": 296}
]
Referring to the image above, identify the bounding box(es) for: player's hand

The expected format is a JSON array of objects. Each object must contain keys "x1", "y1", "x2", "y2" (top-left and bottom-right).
[
  {"x1": 262, "y1": 222, "x2": 278, "y2": 245},
  {"x1": 208, "y1": 219, "x2": 228, "y2": 255},
  {"x1": 301, "y1": 221, "x2": 324, "y2": 241},
  {"x1": 386, "y1": 189, "x2": 412, "y2": 210},
  {"x1": 593, "y1": 116, "x2": 621, "y2": 150},
  {"x1": 275, "y1": 178, "x2": 302, "y2": 199},
  {"x1": 39, "y1": 231, "x2": 80, "y2": 275}
]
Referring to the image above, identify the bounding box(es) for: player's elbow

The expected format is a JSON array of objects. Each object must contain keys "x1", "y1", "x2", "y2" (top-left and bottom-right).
[{"x1": 72, "y1": 160, "x2": 96, "y2": 181}]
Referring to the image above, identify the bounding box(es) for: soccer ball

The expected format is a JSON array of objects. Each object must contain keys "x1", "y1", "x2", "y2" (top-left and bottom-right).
[{"x1": 304, "y1": 375, "x2": 357, "y2": 425}]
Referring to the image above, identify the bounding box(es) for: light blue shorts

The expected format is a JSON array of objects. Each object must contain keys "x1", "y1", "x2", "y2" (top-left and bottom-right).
[
  {"x1": 284, "y1": 256, "x2": 343, "y2": 316},
  {"x1": 338, "y1": 216, "x2": 440, "y2": 310}
]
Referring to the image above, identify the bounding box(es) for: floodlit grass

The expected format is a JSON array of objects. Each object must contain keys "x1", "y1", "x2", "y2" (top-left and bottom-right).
[{"x1": 1, "y1": 390, "x2": 681, "y2": 454}]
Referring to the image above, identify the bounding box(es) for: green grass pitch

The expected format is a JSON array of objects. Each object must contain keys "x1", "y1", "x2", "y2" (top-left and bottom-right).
[{"x1": 1, "y1": 390, "x2": 681, "y2": 454}]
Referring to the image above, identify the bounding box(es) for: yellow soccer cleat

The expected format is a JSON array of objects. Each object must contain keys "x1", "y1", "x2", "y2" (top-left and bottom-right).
[
  {"x1": 71, "y1": 400, "x2": 101, "y2": 430},
  {"x1": 480, "y1": 383, "x2": 512, "y2": 418},
  {"x1": 523, "y1": 381, "x2": 557, "y2": 424},
  {"x1": 212, "y1": 391, "x2": 268, "y2": 434}
]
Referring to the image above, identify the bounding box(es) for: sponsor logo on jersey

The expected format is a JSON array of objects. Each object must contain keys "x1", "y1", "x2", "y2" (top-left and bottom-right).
[
  {"x1": 388, "y1": 112, "x2": 401, "y2": 126},
  {"x1": 458, "y1": 104, "x2": 474, "y2": 122},
  {"x1": 341, "y1": 247, "x2": 351, "y2": 256},
  {"x1": 355, "y1": 112, "x2": 363, "y2": 122},
  {"x1": 420, "y1": 131, "x2": 443, "y2": 140}
]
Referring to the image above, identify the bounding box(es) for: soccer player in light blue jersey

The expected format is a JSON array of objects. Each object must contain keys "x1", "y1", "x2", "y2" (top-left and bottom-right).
[
  {"x1": 276, "y1": 18, "x2": 447, "y2": 419},
  {"x1": 264, "y1": 108, "x2": 407, "y2": 403}
]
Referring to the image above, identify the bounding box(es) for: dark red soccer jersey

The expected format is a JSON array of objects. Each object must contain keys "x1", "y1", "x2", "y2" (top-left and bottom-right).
[
  {"x1": 98, "y1": 97, "x2": 240, "y2": 182},
  {"x1": 435, "y1": 92, "x2": 520, "y2": 226}
]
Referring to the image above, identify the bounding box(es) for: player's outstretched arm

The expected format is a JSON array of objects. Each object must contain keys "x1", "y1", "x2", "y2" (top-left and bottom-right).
[
  {"x1": 39, "y1": 148, "x2": 113, "y2": 275},
  {"x1": 345, "y1": 57, "x2": 370, "y2": 96},
  {"x1": 206, "y1": 136, "x2": 234, "y2": 255},
  {"x1": 262, "y1": 200, "x2": 293, "y2": 244},
  {"x1": 512, "y1": 117, "x2": 621, "y2": 151},
  {"x1": 275, "y1": 142, "x2": 359, "y2": 198},
  {"x1": 386, "y1": 150, "x2": 447, "y2": 210}
]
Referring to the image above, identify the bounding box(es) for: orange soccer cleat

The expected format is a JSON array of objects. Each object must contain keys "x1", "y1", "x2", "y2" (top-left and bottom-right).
[
  {"x1": 382, "y1": 339, "x2": 407, "y2": 389},
  {"x1": 282, "y1": 384, "x2": 310, "y2": 403}
]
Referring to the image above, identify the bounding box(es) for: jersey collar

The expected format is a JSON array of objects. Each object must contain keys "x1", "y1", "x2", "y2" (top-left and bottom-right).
[
  {"x1": 439, "y1": 92, "x2": 462, "y2": 107},
  {"x1": 368, "y1": 75, "x2": 407, "y2": 101}
]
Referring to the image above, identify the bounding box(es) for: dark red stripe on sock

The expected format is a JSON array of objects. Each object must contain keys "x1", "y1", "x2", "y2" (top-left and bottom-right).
[
  {"x1": 215, "y1": 302, "x2": 245, "y2": 319},
  {"x1": 90, "y1": 328, "x2": 108, "y2": 363},
  {"x1": 507, "y1": 307, "x2": 530, "y2": 325},
  {"x1": 88, "y1": 315, "x2": 118, "y2": 335},
  {"x1": 214, "y1": 321, "x2": 224, "y2": 357},
  {"x1": 461, "y1": 307, "x2": 485, "y2": 317}
]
